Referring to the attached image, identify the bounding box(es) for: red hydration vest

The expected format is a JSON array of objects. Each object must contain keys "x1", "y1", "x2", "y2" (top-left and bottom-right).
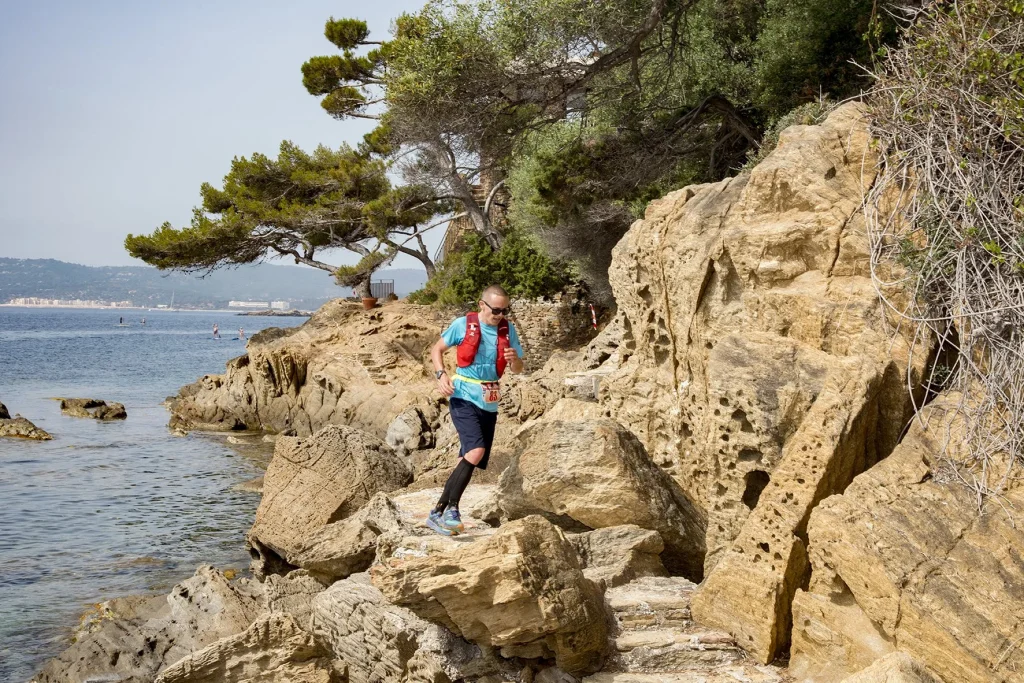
[{"x1": 457, "y1": 311, "x2": 511, "y2": 378}]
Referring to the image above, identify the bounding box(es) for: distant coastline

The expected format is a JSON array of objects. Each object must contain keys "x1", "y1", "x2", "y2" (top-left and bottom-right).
[{"x1": 1, "y1": 299, "x2": 140, "y2": 309}]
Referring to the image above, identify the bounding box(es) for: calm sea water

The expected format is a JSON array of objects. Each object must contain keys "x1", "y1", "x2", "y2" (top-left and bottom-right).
[{"x1": 0, "y1": 308, "x2": 306, "y2": 682}]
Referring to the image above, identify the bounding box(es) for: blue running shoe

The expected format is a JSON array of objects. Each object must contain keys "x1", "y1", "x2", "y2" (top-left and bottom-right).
[
  {"x1": 442, "y1": 506, "x2": 464, "y2": 534},
  {"x1": 426, "y1": 509, "x2": 453, "y2": 536}
]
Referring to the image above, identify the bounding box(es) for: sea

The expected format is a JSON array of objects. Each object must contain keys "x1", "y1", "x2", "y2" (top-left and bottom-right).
[{"x1": 0, "y1": 307, "x2": 307, "y2": 682}]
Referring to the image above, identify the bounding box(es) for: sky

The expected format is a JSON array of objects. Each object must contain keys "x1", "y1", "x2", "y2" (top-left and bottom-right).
[{"x1": 0, "y1": 0, "x2": 431, "y2": 270}]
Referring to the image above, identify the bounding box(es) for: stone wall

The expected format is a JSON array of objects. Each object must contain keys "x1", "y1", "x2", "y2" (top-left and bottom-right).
[{"x1": 508, "y1": 296, "x2": 598, "y2": 371}]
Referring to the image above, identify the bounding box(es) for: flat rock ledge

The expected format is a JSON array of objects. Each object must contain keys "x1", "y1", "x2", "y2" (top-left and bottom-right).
[{"x1": 59, "y1": 397, "x2": 128, "y2": 420}]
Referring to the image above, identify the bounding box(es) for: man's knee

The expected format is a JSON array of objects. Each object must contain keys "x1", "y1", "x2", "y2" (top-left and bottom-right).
[{"x1": 463, "y1": 448, "x2": 485, "y2": 466}]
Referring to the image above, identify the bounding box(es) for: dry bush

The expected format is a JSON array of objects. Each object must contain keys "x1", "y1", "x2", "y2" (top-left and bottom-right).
[{"x1": 867, "y1": 0, "x2": 1024, "y2": 499}]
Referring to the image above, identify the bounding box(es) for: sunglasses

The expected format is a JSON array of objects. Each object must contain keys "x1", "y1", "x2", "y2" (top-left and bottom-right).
[{"x1": 480, "y1": 300, "x2": 511, "y2": 316}]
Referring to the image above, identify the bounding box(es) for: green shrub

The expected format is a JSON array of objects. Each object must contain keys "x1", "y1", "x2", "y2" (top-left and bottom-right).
[{"x1": 418, "y1": 230, "x2": 572, "y2": 307}]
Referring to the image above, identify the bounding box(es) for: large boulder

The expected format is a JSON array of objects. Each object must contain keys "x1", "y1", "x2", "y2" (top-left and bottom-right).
[
  {"x1": 371, "y1": 516, "x2": 609, "y2": 674},
  {"x1": 248, "y1": 425, "x2": 411, "y2": 566},
  {"x1": 498, "y1": 418, "x2": 706, "y2": 579},
  {"x1": 154, "y1": 613, "x2": 339, "y2": 683},
  {"x1": 167, "y1": 301, "x2": 449, "y2": 438},
  {"x1": 793, "y1": 394, "x2": 1024, "y2": 683},
  {"x1": 594, "y1": 102, "x2": 928, "y2": 662},
  {"x1": 0, "y1": 416, "x2": 52, "y2": 440},
  {"x1": 59, "y1": 397, "x2": 128, "y2": 420},
  {"x1": 310, "y1": 573, "x2": 511, "y2": 683},
  {"x1": 0, "y1": 400, "x2": 9, "y2": 419}
]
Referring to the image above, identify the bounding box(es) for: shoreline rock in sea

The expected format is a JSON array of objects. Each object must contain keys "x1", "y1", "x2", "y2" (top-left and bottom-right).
[
  {"x1": 0, "y1": 399, "x2": 54, "y2": 440},
  {"x1": 58, "y1": 398, "x2": 128, "y2": 420}
]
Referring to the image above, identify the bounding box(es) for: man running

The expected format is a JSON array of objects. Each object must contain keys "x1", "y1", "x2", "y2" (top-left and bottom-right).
[{"x1": 427, "y1": 285, "x2": 524, "y2": 535}]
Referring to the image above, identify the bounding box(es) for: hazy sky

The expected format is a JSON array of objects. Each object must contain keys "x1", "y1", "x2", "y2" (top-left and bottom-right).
[{"x1": 0, "y1": 0, "x2": 430, "y2": 269}]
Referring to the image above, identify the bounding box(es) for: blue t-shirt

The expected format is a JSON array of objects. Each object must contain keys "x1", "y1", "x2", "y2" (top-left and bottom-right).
[{"x1": 441, "y1": 316, "x2": 524, "y2": 412}]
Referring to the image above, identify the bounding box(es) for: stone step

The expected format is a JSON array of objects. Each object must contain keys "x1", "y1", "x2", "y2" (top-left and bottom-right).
[
  {"x1": 601, "y1": 576, "x2": 785, "y2": 677},
  {"x1": 605, "y1": 576, "x2": 696, "y2": 631},
  {"x1": 584, "y1": 668, "x2": 783, "y2": 683}
]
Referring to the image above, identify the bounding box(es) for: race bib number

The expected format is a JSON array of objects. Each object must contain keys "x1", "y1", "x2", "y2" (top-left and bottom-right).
[{"x1": 482, "y1": 382, "x2": 501, "y2": 404}]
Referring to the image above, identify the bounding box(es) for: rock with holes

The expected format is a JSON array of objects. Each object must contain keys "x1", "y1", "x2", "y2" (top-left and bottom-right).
[
  {"x1": 31, "y1": 566, "x2": 265, "y2": 683},
  {"x1": 497, "y1": 418, "x2": 706, "y2": 578},
  {"x1": 167, "y1": 301, "x2": 450, "y2": 438},
  {"x1": 153, "y1": 613, "x2": 339, "y2": 683},
  {"x1": 567, "y1": 525, "x2": 668, "y2": 589},
  {"x1": 690, "y1": 354, "x2": 903, "y2": 662},
  {"x1": 310, "y1": 572, "x2": 513, "y2": 683},
  {"x1": 247, "y1": 425, "x2": 411, "y2": 568},
  {"x1": 597, "y1": 103, "x2": 929, "y2": 662},
  {"x1": 794, "y1": 393, "x2": 1024, "y2": 683},
  {"x1": 372, "y1": 516, "x2": 609, "y2": 674}
]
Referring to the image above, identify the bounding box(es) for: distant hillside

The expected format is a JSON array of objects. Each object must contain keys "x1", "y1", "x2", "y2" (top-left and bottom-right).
[{"x1": 0, "y1": 259, "x2": 428, "y2": 309}]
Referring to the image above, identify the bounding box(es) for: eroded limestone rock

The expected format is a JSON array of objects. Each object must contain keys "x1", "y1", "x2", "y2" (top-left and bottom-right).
[
  {"x1": 595, "y1": 102, "x2": 928, "y2": 663},
  {"x1": 498, "y1": 418, "x2": 706, "y2": 579},
  {"x1": 310, "y1": 573, "x2": 510, "y2": 683},
  {"x1": 248, "y1": 425, "x2": 411, "y2": 566},
  {"x1": 154, "y1": 613, "x2": 339, "y2": 683},
  {"x1": 567, "y1": 525, "x2": 668, "y2": 589},
  {"x1": 371, "y1": 516, "x2": 609, "y2": 674},
  {"x1": 288, "y1": 493, "x2": 409, "y2": 581},
  {"x1": 797, "y1": 395, "x2": 1024, "y2": 683},
  {"x1": 167, "y1": 302, "x2": 451, "y2": 438},
  {"x1": 32, "y1": 567, "x2": 263, "y2": 683},
  {"x1": 839, "y1": 653, "x2": 941, "y2": 683}
]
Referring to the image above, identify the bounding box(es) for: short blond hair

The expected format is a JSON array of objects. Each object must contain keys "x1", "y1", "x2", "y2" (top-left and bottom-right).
[{"x1": 481, "y1": 285, "x2": 509, "y2": 301}]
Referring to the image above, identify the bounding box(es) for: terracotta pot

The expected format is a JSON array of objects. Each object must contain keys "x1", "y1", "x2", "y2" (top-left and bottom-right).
[{"x1": 361, "y1": 297, "x2": 378, "y2": 310}]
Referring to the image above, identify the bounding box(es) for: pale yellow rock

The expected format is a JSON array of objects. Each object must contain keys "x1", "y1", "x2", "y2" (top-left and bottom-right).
[
  {"x1": 371, "y1": 516, "x2": 609, "y2": 674},
  {"x1": 154, "y1": 613, "x2": 338, "y2": 683},
  {"x1": 248, "y1": 425, "x2": 411, "y2": 563},
  {"x1": 168, "y1": 301, "x2": 449, "y2": 437},
  {"x1": 568, "y1": 525, "x2": 668, "y2": 589},
  {"x1": 287, "y1": 493, "x2": 408, "y2": 581},
  {"x1": 598, "y1": 102, "x2": 927, "y2": 663},
  {"x1": 33, "y1": 567, "x2": 265, "y2": 683},
  {"x1": 498, "y1": 418, "x2": 706, "y2": 578},
  {"x1": 803, "y1": 394, "x2": 1024, "y2": 683},
  {"x1": 789, "y1": 588, "x2": 895, "y2": 682},
  {"x1": 310, "y1": 572, "x2": 512, "y2": 683},
  {"x1": 839, "y1": 652, "x2": 941, "y2": 683}
]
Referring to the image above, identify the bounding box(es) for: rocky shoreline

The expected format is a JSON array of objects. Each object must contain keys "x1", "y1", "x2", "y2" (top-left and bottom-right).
[{"x1": 31, "y1": 104, "x2": 1020, "y2": 683}]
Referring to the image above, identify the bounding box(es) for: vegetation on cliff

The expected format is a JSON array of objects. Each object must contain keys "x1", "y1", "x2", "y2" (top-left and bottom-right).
[
  {"x1": 126, "y1": 0, "x2": 900, "y2": 305},
  {"x1": 866, "y1": 0, "x2": 1024, "y2": 492}
]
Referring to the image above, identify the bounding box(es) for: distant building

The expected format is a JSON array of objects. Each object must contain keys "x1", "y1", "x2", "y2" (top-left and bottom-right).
[
  {"x1": 270, "y1": 301, "x2": 289, "y2": 310},
  {"x1": 228, "y1": 301, "x2": 270, "y2": 309}
]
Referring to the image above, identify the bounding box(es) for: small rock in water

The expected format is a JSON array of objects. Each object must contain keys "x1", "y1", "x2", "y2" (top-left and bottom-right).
[
  {"x1": 0, "y1": 400, "x2": 10, "y2": 419},
  {"x1": 0, "y1": 416, "x2": 53, "y2": 440},
  {"x1": 58, "y1": 398, "x2": 127, "y2": 421}
]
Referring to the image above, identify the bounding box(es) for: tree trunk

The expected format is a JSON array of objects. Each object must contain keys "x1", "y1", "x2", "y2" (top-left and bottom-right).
[{"x1": 355, "y1": 274, "x2": 372, "y2": 299}]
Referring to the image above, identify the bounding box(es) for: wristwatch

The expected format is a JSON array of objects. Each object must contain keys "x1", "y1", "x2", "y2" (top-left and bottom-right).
[{"x1": 435, "y1": 369, "x2": 446, "y2": 380}]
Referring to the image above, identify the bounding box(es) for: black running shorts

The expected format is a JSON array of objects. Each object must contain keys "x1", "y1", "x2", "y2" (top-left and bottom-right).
[{"x1": 449, "y1": 397, "x2": 498, "y2": 470}]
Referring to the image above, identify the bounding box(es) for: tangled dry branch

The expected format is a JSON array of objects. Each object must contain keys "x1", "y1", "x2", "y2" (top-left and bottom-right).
[{"x1": 866, "y1": 0, "x2": 1024, "y2": 500}]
